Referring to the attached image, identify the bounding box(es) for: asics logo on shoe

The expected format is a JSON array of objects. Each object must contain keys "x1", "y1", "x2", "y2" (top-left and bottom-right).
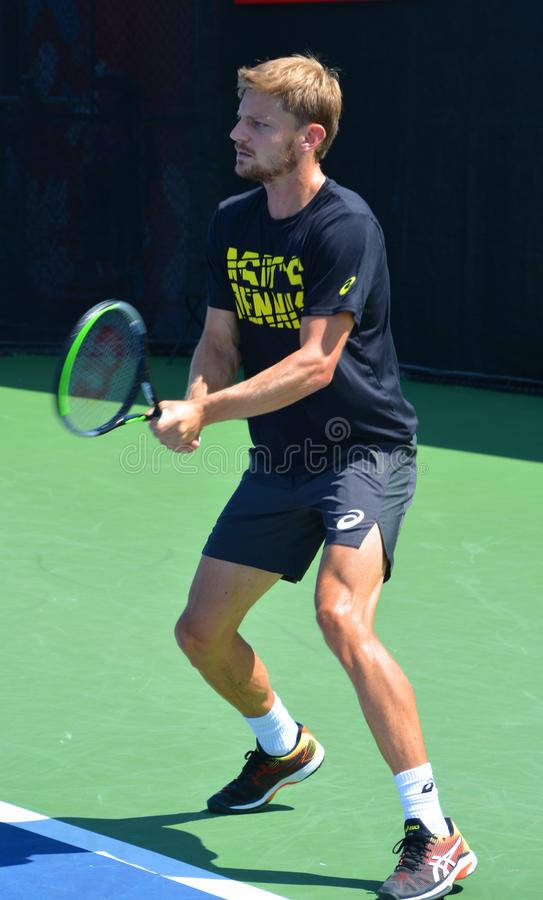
[
  {"x1": 421, "y1": 780, "x2": 434, "y2": 793},
  {"x1": 336, "y1": 509, "x2": 365, "y2": 530},
  {"x1": 431, "y1": 836, "x2": 462, "y2": 879}
]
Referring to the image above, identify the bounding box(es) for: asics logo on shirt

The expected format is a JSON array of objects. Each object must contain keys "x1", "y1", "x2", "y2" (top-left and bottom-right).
[
  {"x1": 336, "y1": 509, "x2": 365, "y2": 530},
  {"x1": 339, "y1": 275, "x2": 357, "y2": 296}
]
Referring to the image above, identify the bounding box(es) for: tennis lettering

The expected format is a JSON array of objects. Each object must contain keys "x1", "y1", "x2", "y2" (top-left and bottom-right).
[{"x1": 227, "y1": 247, "x2": 305, "y2": 329}]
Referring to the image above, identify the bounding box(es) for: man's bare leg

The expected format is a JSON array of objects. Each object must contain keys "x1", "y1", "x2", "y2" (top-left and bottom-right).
[
  {"x1": 315, "y1": 522, "x2": 450, "y2": 838},
  {"x1": 315, "y1": 523, "x2": 427, "y2": 773},
  {"x1": 175, "y1": 555, "x2": 281, "y2": 716},
  {"x1": 175, "y1": 554, "x2": 324, "y2": 813}
]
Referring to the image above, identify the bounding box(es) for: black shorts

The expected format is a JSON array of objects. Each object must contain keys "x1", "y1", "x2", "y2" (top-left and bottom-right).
[{"x1": 202, "y1": 439, "x2": 417, "y2": 583}]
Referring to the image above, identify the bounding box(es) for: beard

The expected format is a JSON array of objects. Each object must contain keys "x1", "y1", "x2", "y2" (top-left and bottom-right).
[{"x1": 236, "y1": 139, "x2": 297, "y2": 183}]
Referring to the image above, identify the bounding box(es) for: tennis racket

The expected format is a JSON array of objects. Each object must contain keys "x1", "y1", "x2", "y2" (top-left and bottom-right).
[{"x1": 55, "y1": 299, "x2": 161, "y2": 437}]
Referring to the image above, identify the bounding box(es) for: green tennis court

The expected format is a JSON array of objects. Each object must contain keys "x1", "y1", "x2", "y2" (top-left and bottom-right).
[{"x1": 2, "y1": 355, "x2": 542, "y2": 899}]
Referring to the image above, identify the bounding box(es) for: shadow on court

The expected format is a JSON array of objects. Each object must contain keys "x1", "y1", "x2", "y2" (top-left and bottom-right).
[
  {"x1": 2, "y1": 353, "x2": 540, "y2": 463},
  {"x1": 0, "y1": 823, "x2": 85, "y2": 868},
  {"x1": 0, "y1": 815, "x2": 465, "y2": 896},
  {"x1": 57, "y1": 807, "x2": 394, "y2": 895}
]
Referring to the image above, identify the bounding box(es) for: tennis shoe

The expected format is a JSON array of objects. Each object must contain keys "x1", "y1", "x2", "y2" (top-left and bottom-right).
[
  {"x1": 206, "y1": 723, "x2": 324, "y2": 813},
  {"x1": 378, "y1": 817, "x2": 477, "y2": 899}
]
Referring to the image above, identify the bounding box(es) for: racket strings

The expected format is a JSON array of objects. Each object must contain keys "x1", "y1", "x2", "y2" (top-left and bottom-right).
[{"x1": 66, "y1": 310, "x2": 140, "y2": 432}]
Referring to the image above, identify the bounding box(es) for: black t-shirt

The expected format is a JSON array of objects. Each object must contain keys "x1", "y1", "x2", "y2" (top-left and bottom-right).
[{"x1": 206, "y1": 177, "x2": 417, "y2": 471}]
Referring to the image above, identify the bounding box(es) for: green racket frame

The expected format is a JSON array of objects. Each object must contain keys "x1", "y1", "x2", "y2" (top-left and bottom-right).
[{"x1": 55, "y1": 299, "x2": 160, "y2": 437}]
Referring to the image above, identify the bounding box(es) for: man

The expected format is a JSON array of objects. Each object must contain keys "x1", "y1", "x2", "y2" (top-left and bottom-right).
[{"x1": 150, "y1": 55, "x2": 477, "y2": 900}]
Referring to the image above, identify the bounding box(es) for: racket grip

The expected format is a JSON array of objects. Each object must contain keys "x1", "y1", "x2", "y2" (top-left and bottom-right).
[{"x1": 146, "y1": 405, "x2": 161, "y2": 420}]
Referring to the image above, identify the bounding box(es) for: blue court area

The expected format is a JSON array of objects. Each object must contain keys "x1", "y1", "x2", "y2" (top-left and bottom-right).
[
  {"x1": 0, "y1": 804, "x2": 285, "y2": 900},
  {"x1": 1, "y1": 824, "x2": 208, "y2": 899}
]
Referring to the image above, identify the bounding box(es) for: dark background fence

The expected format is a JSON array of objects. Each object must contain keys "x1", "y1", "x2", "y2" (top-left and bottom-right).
[
  {"x1": 1, "y1": 0, "x2": 542, "y2": 388},
  {"x1": 0, "y1": 0, "x2": 220, "y2": 353}
]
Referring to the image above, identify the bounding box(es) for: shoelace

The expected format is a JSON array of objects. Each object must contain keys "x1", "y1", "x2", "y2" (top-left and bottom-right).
[
  {"x1": 392, "y1": 831, "x2": 436, "y2": 872},
  {"x1": 231, "y1": 748, "x2": 269, "y2": 786}
]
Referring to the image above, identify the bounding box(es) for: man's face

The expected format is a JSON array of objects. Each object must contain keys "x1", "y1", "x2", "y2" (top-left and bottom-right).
[{"x1": 230, "y1": 90, "x2": 302, "y2": 183}]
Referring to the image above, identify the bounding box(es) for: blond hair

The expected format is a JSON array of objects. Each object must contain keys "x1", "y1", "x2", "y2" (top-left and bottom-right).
[{"x1": 237, "y1": 54, "x2": 342, "y2": 161}]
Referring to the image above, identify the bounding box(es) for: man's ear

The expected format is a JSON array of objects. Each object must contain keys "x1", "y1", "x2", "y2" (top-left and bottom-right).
[{"x1": 300, "y1": 122, "x2": 326, "y2": 155}]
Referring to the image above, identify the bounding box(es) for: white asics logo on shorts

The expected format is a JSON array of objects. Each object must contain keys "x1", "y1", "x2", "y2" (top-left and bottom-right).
[{"x1": 336, "y1": 509, "x2": 365, "y2": 530}]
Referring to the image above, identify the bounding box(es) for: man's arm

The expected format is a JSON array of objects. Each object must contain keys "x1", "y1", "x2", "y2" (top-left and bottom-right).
[
  {"x1": 160, "y1": 307, "x2": 240, "y2": 451},
  {"x1": 185, "y1": 307, "x2": 241, "y2": 401},
  {"x1": 151, "y1": 311, "x2": 353, "y2": 450},
  {"x1": 202, "y1": 311, "x2": 353, "y2": 423}
]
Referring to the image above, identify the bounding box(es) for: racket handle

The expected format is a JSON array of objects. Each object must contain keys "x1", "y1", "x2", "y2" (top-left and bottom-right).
[{"x1": 123, "y1": 406, "x2": 161, "y2": 425}]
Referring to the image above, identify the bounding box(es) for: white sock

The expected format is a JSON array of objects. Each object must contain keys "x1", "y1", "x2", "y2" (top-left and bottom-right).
[
  {"x1": 243, "y1": 693, "x2": 299, "y2": 756},
  {"x1": 394, "y1": 762, "x2": 449, "y2": 836}
]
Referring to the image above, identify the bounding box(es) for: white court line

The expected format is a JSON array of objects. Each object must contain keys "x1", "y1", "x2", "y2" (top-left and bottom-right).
[
  {"x1": 0, "y1": 802, "x2": 48, "y2": 823},
  {"x1": 0, "y1": 800, "x2": 286, "y2": 900}
]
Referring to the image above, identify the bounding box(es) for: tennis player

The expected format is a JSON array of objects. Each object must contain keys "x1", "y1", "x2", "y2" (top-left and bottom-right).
[{"x1": 150, "y1": 55, "x2": 477, "y2": 900}]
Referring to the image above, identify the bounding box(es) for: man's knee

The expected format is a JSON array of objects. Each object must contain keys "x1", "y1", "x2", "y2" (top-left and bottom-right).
[
  {"x1": 174, "y1": 609, "x2": 191, "y2": 654},
  {"x1": 315, "y1": 595, "x2": 359, "y2": 643},
  {"x1": 315, "y1": 539, "x2": 384, "y2": 650},
  {"x1": 316, "y1": 598, "x2": 381, "y2": 681},
  {"x1": 174, "y1": 607, "x2": 220, "y2": 668},
  {"x1": 174, "y1": 566, "x2": 217, "y2": 661},
  {"x1": 315, "y1": 583, "x2": 377, "y2": 654}
]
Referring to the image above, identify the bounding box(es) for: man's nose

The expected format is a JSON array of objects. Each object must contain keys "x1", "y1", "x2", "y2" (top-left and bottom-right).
[{"x1": 230, "y1": 120, "x2": 248, "y2": 143}]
